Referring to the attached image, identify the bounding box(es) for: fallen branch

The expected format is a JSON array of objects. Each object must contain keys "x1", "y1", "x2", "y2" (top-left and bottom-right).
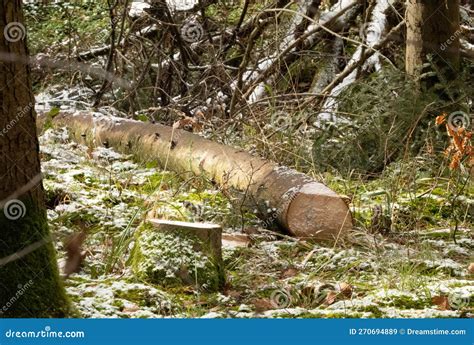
[
  {"x1": 76, "y1": 26, "x2": 159, "y2": 62},
  {"x1": 241, "y1": 0, "x2": 360, "y2": 103},
  {"x1": 320, "y1": 20, "x2": 405, "y2": 101},
  {"x1": 319, "y1": 0, "x2": 398, "y2": 120}
]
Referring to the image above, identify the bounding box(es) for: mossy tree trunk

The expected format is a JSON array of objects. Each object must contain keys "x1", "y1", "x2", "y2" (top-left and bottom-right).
[
  {"x1": 405, "y1": 0, "x2": 460, "y2": 84},
  {"x1": 0, "y1": 0, "x2": 69, "y2": 317}
]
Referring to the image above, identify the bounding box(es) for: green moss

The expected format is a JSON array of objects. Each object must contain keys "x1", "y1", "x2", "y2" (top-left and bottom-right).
[
  {"x1": 274, "y1": 311, "x2": 365, "y2": 318},
  {"x1": 130, "y1": 223, "x2": 224, "y2": 291},
  {"x1": 0, "y1": 197, "x2": 70, "y2": 318},
  {"x1": 381, "y1": 294, "x2": 430, "y2": 310},
  {"x1": 113, "y1": 285, "x2": 169, "y2": 309},
  {"x1": 356, "y1": 305, "x2": 384, "y2": 318},
  {"x1": 112, "y1": 299, "x2": 125, "y2": 309}
]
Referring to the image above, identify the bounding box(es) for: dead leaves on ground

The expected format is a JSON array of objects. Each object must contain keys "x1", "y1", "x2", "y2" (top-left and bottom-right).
[
  {"x1": 172, "y1": 116, "x2": 202, "y2": 132},
  {"x1": 323, "y1": 282, "x2": 354, "y2": 306},
  {"x1": 63, "y1": 230, "x2": 87, "y2": 278},
  {"x1": 432, "y1": 291, "x2": 471, "y2": 311},
  {"x1": 431, "y1": 295, "x2": 451, "y2": 311},
  {"x1": 338, "y1": 282, "x2": 353, "y2": 298},
  {"x1": 468, "y1": 262, "x2": 474, "y2": 275},
  {"x1": 280, "y1": 267, "x2": 299, "y2": 279},
  {"x1": 252, "y1": 298, "x2": 276, "y2": 312}
]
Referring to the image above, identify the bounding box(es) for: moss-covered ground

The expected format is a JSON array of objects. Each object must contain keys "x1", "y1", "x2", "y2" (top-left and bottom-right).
[{"x1": 38, "y1": 128, "x2": 473, "y2": 318}]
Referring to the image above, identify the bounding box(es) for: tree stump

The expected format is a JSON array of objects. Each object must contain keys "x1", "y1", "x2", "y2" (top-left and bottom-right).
[{"x1": 132, "y1": 220, "x2": 224, "y2": 291}]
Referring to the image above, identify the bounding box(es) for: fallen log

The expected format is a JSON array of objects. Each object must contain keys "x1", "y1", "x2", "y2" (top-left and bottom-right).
[{"x1": 39, "y1": 111, "x2": 352, "y2": 240}]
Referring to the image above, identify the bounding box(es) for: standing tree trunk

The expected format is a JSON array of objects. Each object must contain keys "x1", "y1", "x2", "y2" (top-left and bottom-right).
[
  {"x1": 0, "y1": 0, "x2": 69, "y2": 317},
  {"x1": 406, "y1": 0, "x2": 460, "y2": 83}
]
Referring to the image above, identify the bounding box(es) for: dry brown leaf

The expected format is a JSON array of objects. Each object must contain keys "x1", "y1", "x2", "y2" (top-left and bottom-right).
[
  {"x1": 63, "y1": 231, "x2": 87, "y2": 278},
  {"x1": 172, "y1": 117, "x2": 202, "y2": 132},
  {"x1": 122, "y1": 304, "x2": 140, "y2": 314},
  {"x1": 324, "y1": 291, "x2": 338, "y2": 305},
  {"x1": 468, "y1": 263, "x2": 474, "y2": 275},
  {"x1": 432, "y1": 295, "x2": 450, "y2": 311},
  {"x1": 281, "y1": 267, "x2": 298, "y2": 279},
  {"x1": 252, "y1": 298, "x2": 275, "y2": 312},
  {"x1": 435, "y1": 114, "x2": 446, "y2": 125},
  {"x1": 229, "y1": 290, "x2": 243, "y2": 298},
  {"x1": 194, "y1": 110, "x2": 207, "y2": 120},
  {"x1": 339, "y1": 282, "x2": 353, "y2": 298}
]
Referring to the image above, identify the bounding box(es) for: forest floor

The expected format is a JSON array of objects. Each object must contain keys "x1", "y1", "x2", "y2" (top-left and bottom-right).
[
  {"x1": 40, "y1": 125, "x2": 473, "y2": 319},
  {"x1": 24, "y1": 0, "x2": 473, "y2": 319}
]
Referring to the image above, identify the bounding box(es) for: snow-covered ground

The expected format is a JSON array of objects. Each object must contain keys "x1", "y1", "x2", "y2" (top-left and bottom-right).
[{"x1": 39, "y1": 128, "x2": 473, "y2": 318}]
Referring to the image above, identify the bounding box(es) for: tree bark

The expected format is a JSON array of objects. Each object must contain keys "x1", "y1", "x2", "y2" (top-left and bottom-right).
[
  {"x1": 40, "y1": 111, "x2": 353, "y2": 241},
  {"x1": 405, "y1": 0, "x2": 460, "y2": 82},
  {"x1": 0, "y1": 0, "x2": 69, "y2": 317}
]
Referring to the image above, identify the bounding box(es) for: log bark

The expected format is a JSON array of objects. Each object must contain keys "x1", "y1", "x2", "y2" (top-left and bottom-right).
[{"x1": 39, "y1": 111, "x2": 353, "y2": 240}]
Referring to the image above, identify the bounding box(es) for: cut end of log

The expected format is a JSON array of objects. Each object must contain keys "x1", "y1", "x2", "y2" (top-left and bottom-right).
[{"x1": 284, "y1": 182, "x2": 353, "y2": 240}]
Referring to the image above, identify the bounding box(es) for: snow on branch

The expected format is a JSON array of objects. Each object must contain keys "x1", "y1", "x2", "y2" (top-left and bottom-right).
[
  {"x1": 318, "y1": 0, "x2": 397, "y2": 121},
  {"x1": 242, "y1": 0, "x2": 358, "y2": 103}
]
